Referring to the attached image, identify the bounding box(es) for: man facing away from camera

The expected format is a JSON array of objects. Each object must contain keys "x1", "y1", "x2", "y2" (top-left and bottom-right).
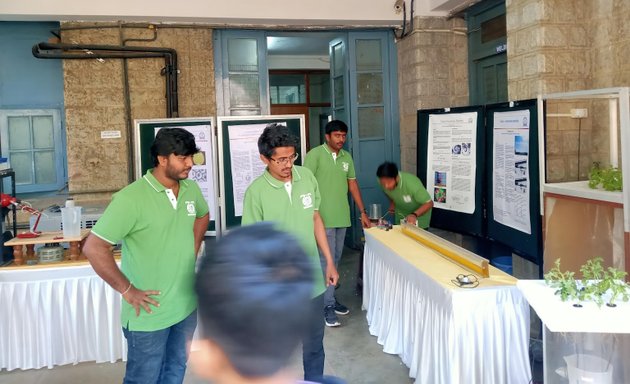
[
  {"x1": 84, "y1": 127, "x2": 209, "y2": 384},
  {"x1": 191, "y1": 223, "x2": 345, "y2": 384}
]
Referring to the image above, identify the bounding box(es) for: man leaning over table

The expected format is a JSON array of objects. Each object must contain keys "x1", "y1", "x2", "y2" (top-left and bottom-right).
[
  {"x1": 304, "y1": 119, "x2": 371, "y2": 328},
  {"x1": 241, "y1": 124, "x2": 339, "y2": 382},
  {"x1": 376, "y1": 161, "x2": 433, "y2": 229},
  {"x1": 83, "y1": 128, "x2": 210, "y2": 384}
]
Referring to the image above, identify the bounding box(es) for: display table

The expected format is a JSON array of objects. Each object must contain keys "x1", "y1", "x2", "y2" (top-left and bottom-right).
[
  {"x1": 5, "y1": 229, "x2": 91, "y2": 266},
  {"x1": 517, "y1": 280, "x2": 630, "y2": 383},
  {"x1": 0, "y1": 261, "x2": 126, "y2": 371},
  {"x1": 362, "y1": 226, "x2": 531, "y2": 384}
]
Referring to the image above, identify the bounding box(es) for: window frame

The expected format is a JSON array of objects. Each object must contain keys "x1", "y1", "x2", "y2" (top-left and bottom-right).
[{"x1": 0, "y1": 108, "x2": 66, "y2": 193}]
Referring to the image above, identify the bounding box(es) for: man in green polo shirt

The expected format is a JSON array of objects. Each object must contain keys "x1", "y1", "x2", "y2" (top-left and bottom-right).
[
  {"x1": 376, "y1": 161, "x2": 433, "y2": 229},
  {"x1": 304, "y1": 119, "x2": 370, "y2": 327},
  {"x1": 83, "y1": 128, "x2": 210, "y2": 384},
  {"x1": 242, "y1": 124, "x2": 339, "y2": 383}
]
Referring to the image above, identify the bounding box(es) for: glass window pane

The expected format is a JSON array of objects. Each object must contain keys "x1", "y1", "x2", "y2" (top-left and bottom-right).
[
  {"x1": 309, "y1": 74, "x2": 330, "y2": 103},
  {"x1": 358, "y1": 107, "x2": 384, "y2": 138},
  {"x1": 8, "y1": 116, "x2": 31, "y2": 150},
  {"x1": 333, "y1": 76, "x2": 345, "y2": 107},
  {"x1": 33, "y1": 116, "x2": 54, "y2": 149},
  {"x1": 34, "y1": 151, "x2": 56, "y2": 184},
  {"x1": 481, "y1": 14, "x2": 506, "y2": 43},
  {"x1": 228, "y1": 38, "x2": 258, "y2": 72},
  {"x1": 11, "y1": 152, "x2": 33, "y2": 185},
  {"x1": 356, "y1": 40, "x2": 382, "y2": 72},
  {"x1": 333, "y1": 43, "x2": 344, "y2": 76},
  {"x1": 229, "y1": 74, "x2": 261, "y2": 107},
  {"x1": 269, "y1": 74, "x2": 306, "y2": 104},
  {"x1": 357, "y1": 73, "x2": 383, "y2": 105}
]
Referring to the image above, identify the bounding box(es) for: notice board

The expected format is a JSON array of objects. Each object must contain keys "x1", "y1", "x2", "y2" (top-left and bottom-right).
[
  {"x1": 217, "y1": 115, "x2": 306, "y2": 231},
  {"x1": 417, "y1": 106, "x2": 486, "y2": 236},
  {"x1": 485, "y1": 99, "x2": 542, "y2": 263},
  {"x1": 134, "y1": 117, "x2": 218, "y2": 235}
]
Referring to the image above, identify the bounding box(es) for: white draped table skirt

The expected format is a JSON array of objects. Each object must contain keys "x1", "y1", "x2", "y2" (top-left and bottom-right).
[
  {"x1": 362, "y1": 228, "x2": 531, "y2": 384},
  {"x1": 0, "y1": 264, "x2": 126, "y2": 371}
]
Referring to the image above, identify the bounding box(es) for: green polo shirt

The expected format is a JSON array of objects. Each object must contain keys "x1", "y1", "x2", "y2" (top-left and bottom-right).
[
  {"x1": 241, "y1": 165, "x2": 326, "y2": 297},
  {"x1": 91, "y1": 169, "x2": 209, "y2": 331},
  {"x1": 378, "y1": 171, "x2": 432, "y2": 229},
  {"x1": 304, "y1": 144, "x2": 356, "y2": 228}
]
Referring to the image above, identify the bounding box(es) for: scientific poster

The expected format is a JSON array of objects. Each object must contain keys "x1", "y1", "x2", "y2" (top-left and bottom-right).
[
  {"x1": 228, "y1": 123, "x2": 285, "y2": 216},
  {"x1": 492, "y1": 110, "x2": 531, "y2": 234},
  {"x1": 155, "y1": 125, "x2": 216, "y2": 220},
  {"x1": 425, "y1": 112, "x2": 477, "y2": 214}
]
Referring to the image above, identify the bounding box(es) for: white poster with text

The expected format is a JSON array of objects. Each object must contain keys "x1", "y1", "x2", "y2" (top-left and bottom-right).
[
  {"x1": 492, "y1": 110, "x2": 531, "y2": 234},
  {"x1": 426, "y1": 112, "x2": 477, "y2": 214}
]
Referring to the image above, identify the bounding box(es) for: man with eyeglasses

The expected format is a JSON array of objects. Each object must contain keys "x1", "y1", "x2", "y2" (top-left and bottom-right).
[
  {"x1": 304, "y1": 119, "x2": 371, "y2": 327},
  {"x1": 242, "y1": 123, "x2": 339, "y2": 383}
]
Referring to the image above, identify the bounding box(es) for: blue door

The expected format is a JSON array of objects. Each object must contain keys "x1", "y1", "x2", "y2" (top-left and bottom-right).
[{"x1": 330, "y1": 31, "x2": 400, "y2": 246}]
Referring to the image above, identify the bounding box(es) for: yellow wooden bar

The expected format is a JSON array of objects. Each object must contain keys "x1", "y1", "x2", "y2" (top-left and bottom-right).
[{"x1": 401, "y1": 223, "x2": 490, "y2": 278}]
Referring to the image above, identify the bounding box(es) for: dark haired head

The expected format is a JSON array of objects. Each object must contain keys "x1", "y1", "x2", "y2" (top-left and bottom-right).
[
  {"x1": 376, "y1": 161, "x2": 399, "y2": 178},
  {"x1": 150, "y1": 128, "x2": 199, "y2": 166},
  {"x1": 195, "y1": 223, "x2": 313, "y2": 377},
  {"x1": 257, "y1": 124, "x2": 299, "y2": 159},
  {"x1": 325, "y1": 120, "x2": 348, "y2": 135}
]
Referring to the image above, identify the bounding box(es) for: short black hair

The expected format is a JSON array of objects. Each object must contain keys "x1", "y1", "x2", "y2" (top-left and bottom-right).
[
  {"x1": 150, "y1": 128, "x2": 199, "y2": 166},
  {"x1": 195, "y1": 223, "x2": 313, "y2": 377},
  {"x1": 257, "y1": 123, "x2": 299, "y2": 158},
  {"x1": 376, "y1": 161, "x2": 399, "y2": 178},
  {"x1": 325, "y1": 120, "x2": 348, "y2": 135}
]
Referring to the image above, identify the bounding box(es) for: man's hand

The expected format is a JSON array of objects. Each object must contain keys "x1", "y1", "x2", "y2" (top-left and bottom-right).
[
  {"x1": 360, "y1": 212, "x2": 372, "y2": 228},
  {"x1": 123, "y1": 285, "x2": 161, "y2": 316},
  {"x1": 325, "y1": 263, "x2": 339, "y2": 287},
  {"x1": 405, "y1": 214, "x2": 417, "y2": 225}
]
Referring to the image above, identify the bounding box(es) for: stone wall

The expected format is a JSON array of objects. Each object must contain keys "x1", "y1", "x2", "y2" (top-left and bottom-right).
[
  {"x1": 396, "y1": 16, "x2": 469, "y2": 174},
  {"x1": 61, "y1": 23, "x2": 215, "y2": 199},
  {"x1": 506, "y1": 0, "x2": 630, "y2": 182}
]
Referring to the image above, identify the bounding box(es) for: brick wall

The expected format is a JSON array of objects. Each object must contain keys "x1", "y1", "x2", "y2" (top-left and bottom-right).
[
  {"x1": 396, "y1": 16, "x2": 469, "y2": 174},
  {"x1": 61, "y1": 23, "x2": 215, "y2": 198}
]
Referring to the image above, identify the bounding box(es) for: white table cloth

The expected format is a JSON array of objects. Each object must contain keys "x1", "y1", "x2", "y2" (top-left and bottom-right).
[
  {"x1": 362, "y1": 227, "x2": 531, "y2": 384},
  {"x1": 0, "y1": 263, "x2": 126, "y2": 371}
]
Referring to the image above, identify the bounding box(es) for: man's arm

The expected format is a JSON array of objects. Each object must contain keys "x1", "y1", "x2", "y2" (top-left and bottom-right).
[
  {"x1": 313, "y1": 211, "x2": 339, "y2": 287},
  {"x1": 83, "y1": 234, "x2": 160, "y2": 316},
  {"x1": 348, "y1": 179, "x2": 371, "y2": 228},
  {"x1": 193, "y1": 213, "x2": 210, "y2": 257},
  {"x1": 406, "y1": 200, "x2": 434, "y2": 224}
]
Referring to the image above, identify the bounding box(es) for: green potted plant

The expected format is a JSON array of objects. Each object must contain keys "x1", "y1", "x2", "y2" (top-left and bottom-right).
[
  {"x1": 545, "y1": 259, "x2": 581, "y2": 306},
  {"x1": 588, "y1": 162, "x2": 623, "y2": 191}
]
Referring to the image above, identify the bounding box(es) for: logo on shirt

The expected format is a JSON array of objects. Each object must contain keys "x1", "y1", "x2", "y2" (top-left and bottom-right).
[
  {"x1": 301, "y1": 193, "x2": 314, "y2": 209},
  {"x1": 186, "y1": 201, "x2": 197, "y2": 216},
  {"x1": 342, "y1": 162, "x2": 349, "y2": 172},
  {"x1": 403, "y1": 195, "x2": 412, "y2": 203}
]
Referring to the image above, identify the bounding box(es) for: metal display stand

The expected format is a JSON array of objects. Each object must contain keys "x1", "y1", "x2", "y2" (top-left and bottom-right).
[{"x1": 537, "y1": 87, "x2": 630, "y2": 274}]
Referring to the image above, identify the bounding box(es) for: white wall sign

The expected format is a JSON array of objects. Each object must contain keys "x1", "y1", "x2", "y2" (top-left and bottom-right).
[{"x1": 100, "y1": 130, "x2": 121, "y2": 139}]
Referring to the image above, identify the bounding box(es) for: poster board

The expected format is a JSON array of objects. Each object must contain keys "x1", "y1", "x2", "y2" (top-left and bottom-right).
[
  {"x1": 485, "y1": 99, "x2": 542, "y2": 263},
  {"x1": 417, "y1": 106, "x2": 486, "y2": 236},
  {"x1": 217, "y1": 115, "x2": 306, "y2": 231},
  {"x1": 134, "y1": 117, "x2": 218, "y2": 235}
]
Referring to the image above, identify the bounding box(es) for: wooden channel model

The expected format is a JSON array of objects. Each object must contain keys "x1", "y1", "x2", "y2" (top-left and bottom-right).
[{"x1": 400, "y1": 223, "x2": 490, "y2": 278}]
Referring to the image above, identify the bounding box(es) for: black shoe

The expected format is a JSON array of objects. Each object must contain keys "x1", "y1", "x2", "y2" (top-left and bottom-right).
[{"x1": 334, "y1": 300, "x2": 350, "y2": 315}]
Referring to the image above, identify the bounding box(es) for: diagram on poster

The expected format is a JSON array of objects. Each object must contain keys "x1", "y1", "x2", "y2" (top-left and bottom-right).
[
  {"x1": 228, "y1": 122, "x2": 285, "y2": 216},
  {"x1": 154, "y1": 125, "x2": 216, "y2": 220},
  {"x1": 426, "y1": 112, "x2": 477, "y2": 214},
  {"x1": 492, "y1": 110, "x2": 531, "y2": 234}
]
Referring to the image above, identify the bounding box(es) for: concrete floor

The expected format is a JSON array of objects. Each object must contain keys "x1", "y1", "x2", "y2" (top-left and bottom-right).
[{"x1": 0, "y1": 247, "x2": 415, "y2": 384}]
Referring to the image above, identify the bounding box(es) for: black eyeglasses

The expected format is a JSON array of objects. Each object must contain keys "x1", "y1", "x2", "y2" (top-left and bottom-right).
[{"x1": 269, "y1": 153, "x2": 299, "y2": 165}]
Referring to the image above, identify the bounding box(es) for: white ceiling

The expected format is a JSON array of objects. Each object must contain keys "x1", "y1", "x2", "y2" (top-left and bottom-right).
[{"x1": 267, "y1": 32, "x2": 340, "y2": 56}]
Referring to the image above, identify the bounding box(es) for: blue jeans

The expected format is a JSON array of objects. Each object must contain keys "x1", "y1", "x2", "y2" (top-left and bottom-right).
[
  {"x1": 122, "y1": 310, "x2": 197, "y2": 384},
  {"x1": 303, "y1": 294, "x2": 325, "y2": 381},
  {"x1": 318, "y1": 227, "x2": 346, "y2": 307}
]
